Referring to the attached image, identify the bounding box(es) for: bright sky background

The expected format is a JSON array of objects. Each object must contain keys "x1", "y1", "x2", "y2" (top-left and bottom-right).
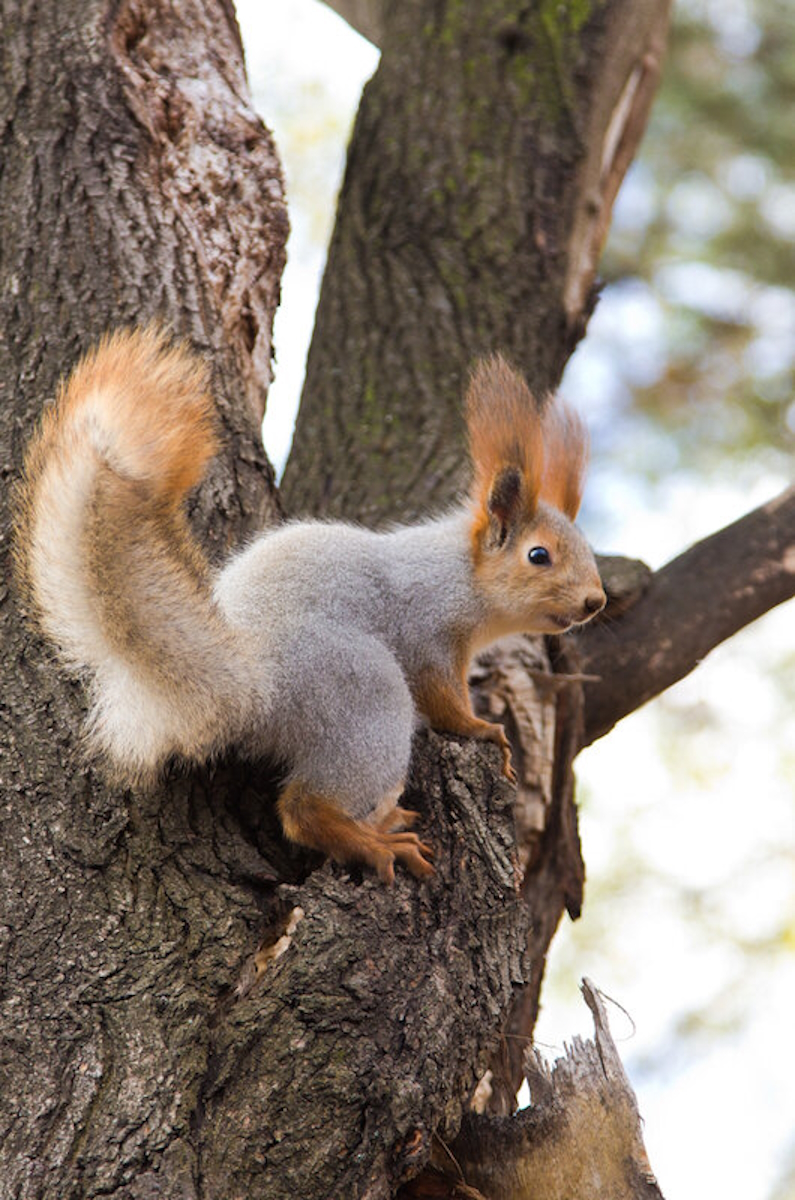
[{"x1": 235, "y1": 4, "x2": 795, "y2": 1197}]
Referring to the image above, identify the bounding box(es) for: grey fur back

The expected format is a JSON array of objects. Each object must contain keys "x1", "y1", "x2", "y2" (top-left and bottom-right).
[{"x1": 213, "y1": 512, "x2": 478, "y2": 814}]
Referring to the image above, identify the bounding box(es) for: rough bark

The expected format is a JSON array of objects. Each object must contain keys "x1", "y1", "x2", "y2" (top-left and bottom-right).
[
  {"x1": 0, "y1": 0, "x2": 286, "y2": 543},
  {"x1": 282, "y1": 0, "x2": 671, "y2": 526},
  {"x1": 397, "y1": 980, "x2": 665, "y2": 1199},
  {"x1": 1, "y1": 2, "x2": 657, "y2": 1197},
  {"x1": 0, "y1": 1, "x2": 289, "y2": 1196},
  {"x1": 5, "y1": 0, "x2": 766, "y2": 1197},
  {"x1": 281, "y1": 0, "x2": 673, "y2": 1130},
  {"x1": 196, "y1": 734, "x2": 531, "y2": 1199}
]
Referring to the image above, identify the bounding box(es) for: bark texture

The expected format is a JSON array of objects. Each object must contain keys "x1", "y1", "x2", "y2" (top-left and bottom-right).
[
  {"x1": 0, "y1": 1, "x2": 694, "y2": 1198},
  {"x1": 1, "y1": 1, "x2": 288, "y2": 1196},
  {"x1": 196, "y1": 735, "x2": 530, "y2": 1199},
  {"x1": 282, "y1": 0, "x2": 671, "y2": 525},
  {"x1": 281, "y1": 0, "x2": 672, "y2": 1133},
  {"x1": 0, "y1": 0, "x2": 286, "y2": 544}
]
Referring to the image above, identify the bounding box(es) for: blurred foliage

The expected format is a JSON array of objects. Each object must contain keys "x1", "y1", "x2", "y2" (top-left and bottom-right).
[{"x1": 587, "y1": 0, "x2": 795, "y2": 480}]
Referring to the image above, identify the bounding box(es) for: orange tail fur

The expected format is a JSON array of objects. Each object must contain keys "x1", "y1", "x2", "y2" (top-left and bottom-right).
[{"x1": 14, "y1": 328, "x2": 257, "y2": 779}]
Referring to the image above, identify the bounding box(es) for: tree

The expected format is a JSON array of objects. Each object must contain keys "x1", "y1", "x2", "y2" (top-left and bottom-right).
[{"x1": 1, "y1": 1, "x2": 793, "y2": 1198}]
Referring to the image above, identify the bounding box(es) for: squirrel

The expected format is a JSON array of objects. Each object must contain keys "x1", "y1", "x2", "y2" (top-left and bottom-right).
[{"x1": 15, "y1": 327, "x2": 606, "y2": 883}]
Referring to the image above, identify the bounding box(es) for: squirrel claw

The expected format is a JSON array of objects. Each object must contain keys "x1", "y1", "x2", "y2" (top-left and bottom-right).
[
  {"x1": 489, "y1": 725, "x2": 516, "y2": 784},
  {"x1": 375, "y1": 830, "x2": 435, "y2": 882},
  {"x1": 500, "y1": 741, "x2": 517, "y2": 783}
]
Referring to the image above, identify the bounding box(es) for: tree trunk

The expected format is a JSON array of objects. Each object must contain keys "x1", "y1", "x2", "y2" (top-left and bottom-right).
[
  {"x1": 10, "y1": 0, "x2": 781, "y2": 1197},
  {"x1": 1, "y1": 1, "x2": 288, "y2": 1196},
  {"x1": 282, "y1": 0, "x2": 671, "y2": 526},
  {"x1": 281, "y1": 0, "x2": 673, "y2": 1118}
]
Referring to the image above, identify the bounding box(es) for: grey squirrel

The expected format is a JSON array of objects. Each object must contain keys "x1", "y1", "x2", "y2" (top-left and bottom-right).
[{"x1": 15, "y1": 328, "x2": 605, "y2": 882}]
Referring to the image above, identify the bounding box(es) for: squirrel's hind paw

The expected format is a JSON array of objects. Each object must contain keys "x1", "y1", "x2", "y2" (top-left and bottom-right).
[
  {"x1": 374, "y1": 805, "x2": 420, "y2": 833},
  {"x1": 374, "y1": 831, "x2": 435, "y2": 885},
  {"x1": 277, "y1": 784, "x2": 434, "y2": 885}
]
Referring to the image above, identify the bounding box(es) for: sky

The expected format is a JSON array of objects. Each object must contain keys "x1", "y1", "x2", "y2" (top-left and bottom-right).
[{"x1": 234, "y1": 4, "x2": 795, "y2": 1197}]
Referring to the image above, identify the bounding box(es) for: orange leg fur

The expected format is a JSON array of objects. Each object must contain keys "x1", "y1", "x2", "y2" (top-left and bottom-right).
[
  {"x1": 415, "y1": 672, "x2": 516, "y2": 783},
  {"x1": 277, "y1": 783, "x2": 434, "y2": 885},
  {"x1": 374, "y1": 806, "x2": 420, "y2": 834}
]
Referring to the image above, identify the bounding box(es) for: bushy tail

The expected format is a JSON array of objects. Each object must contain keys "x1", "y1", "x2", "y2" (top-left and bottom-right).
[{"x1": 15, "y1": 327, "x2": 260, "y2": 780}]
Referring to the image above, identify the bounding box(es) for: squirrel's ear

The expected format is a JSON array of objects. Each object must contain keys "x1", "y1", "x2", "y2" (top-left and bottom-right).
[
  {"x1": 539, "y1": 398, "x2": 588, "y2": 520},
  {"x1": 486, "y1": 466, "x2": 523, "y2": 547},
  {"x1": 465, "y1": 354, "x2": 543, "y2": 547}
]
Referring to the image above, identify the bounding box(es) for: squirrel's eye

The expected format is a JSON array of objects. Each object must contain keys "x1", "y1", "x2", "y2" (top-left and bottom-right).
[{"x1": 528, "y1": 546, "x2": 551, "y2": 566}]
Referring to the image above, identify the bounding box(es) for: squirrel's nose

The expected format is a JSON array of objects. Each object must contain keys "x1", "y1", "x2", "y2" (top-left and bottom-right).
[{"x1": 583, "y1": 591, "x2": 606, "y2": 617}]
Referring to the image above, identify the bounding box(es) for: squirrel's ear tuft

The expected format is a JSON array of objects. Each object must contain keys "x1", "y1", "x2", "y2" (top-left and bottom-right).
[
  {"x1": 486, "y1": 466, "x2": 523, "y2": 547},
  {"x1": 465, "y1": 355, "x2": 543, "y2": 544},
  {"x1": 539, "y1": 398, "x2": 589, "y2": 520}
]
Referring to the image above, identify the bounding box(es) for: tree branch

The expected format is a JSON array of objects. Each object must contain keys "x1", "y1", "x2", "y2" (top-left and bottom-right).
[
  {"x1": 317, "y1": 0, "x2": 384, "y2": 45},
  {"x1": 579, "y1": 485, "x2": 795, "y2": 746}
]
